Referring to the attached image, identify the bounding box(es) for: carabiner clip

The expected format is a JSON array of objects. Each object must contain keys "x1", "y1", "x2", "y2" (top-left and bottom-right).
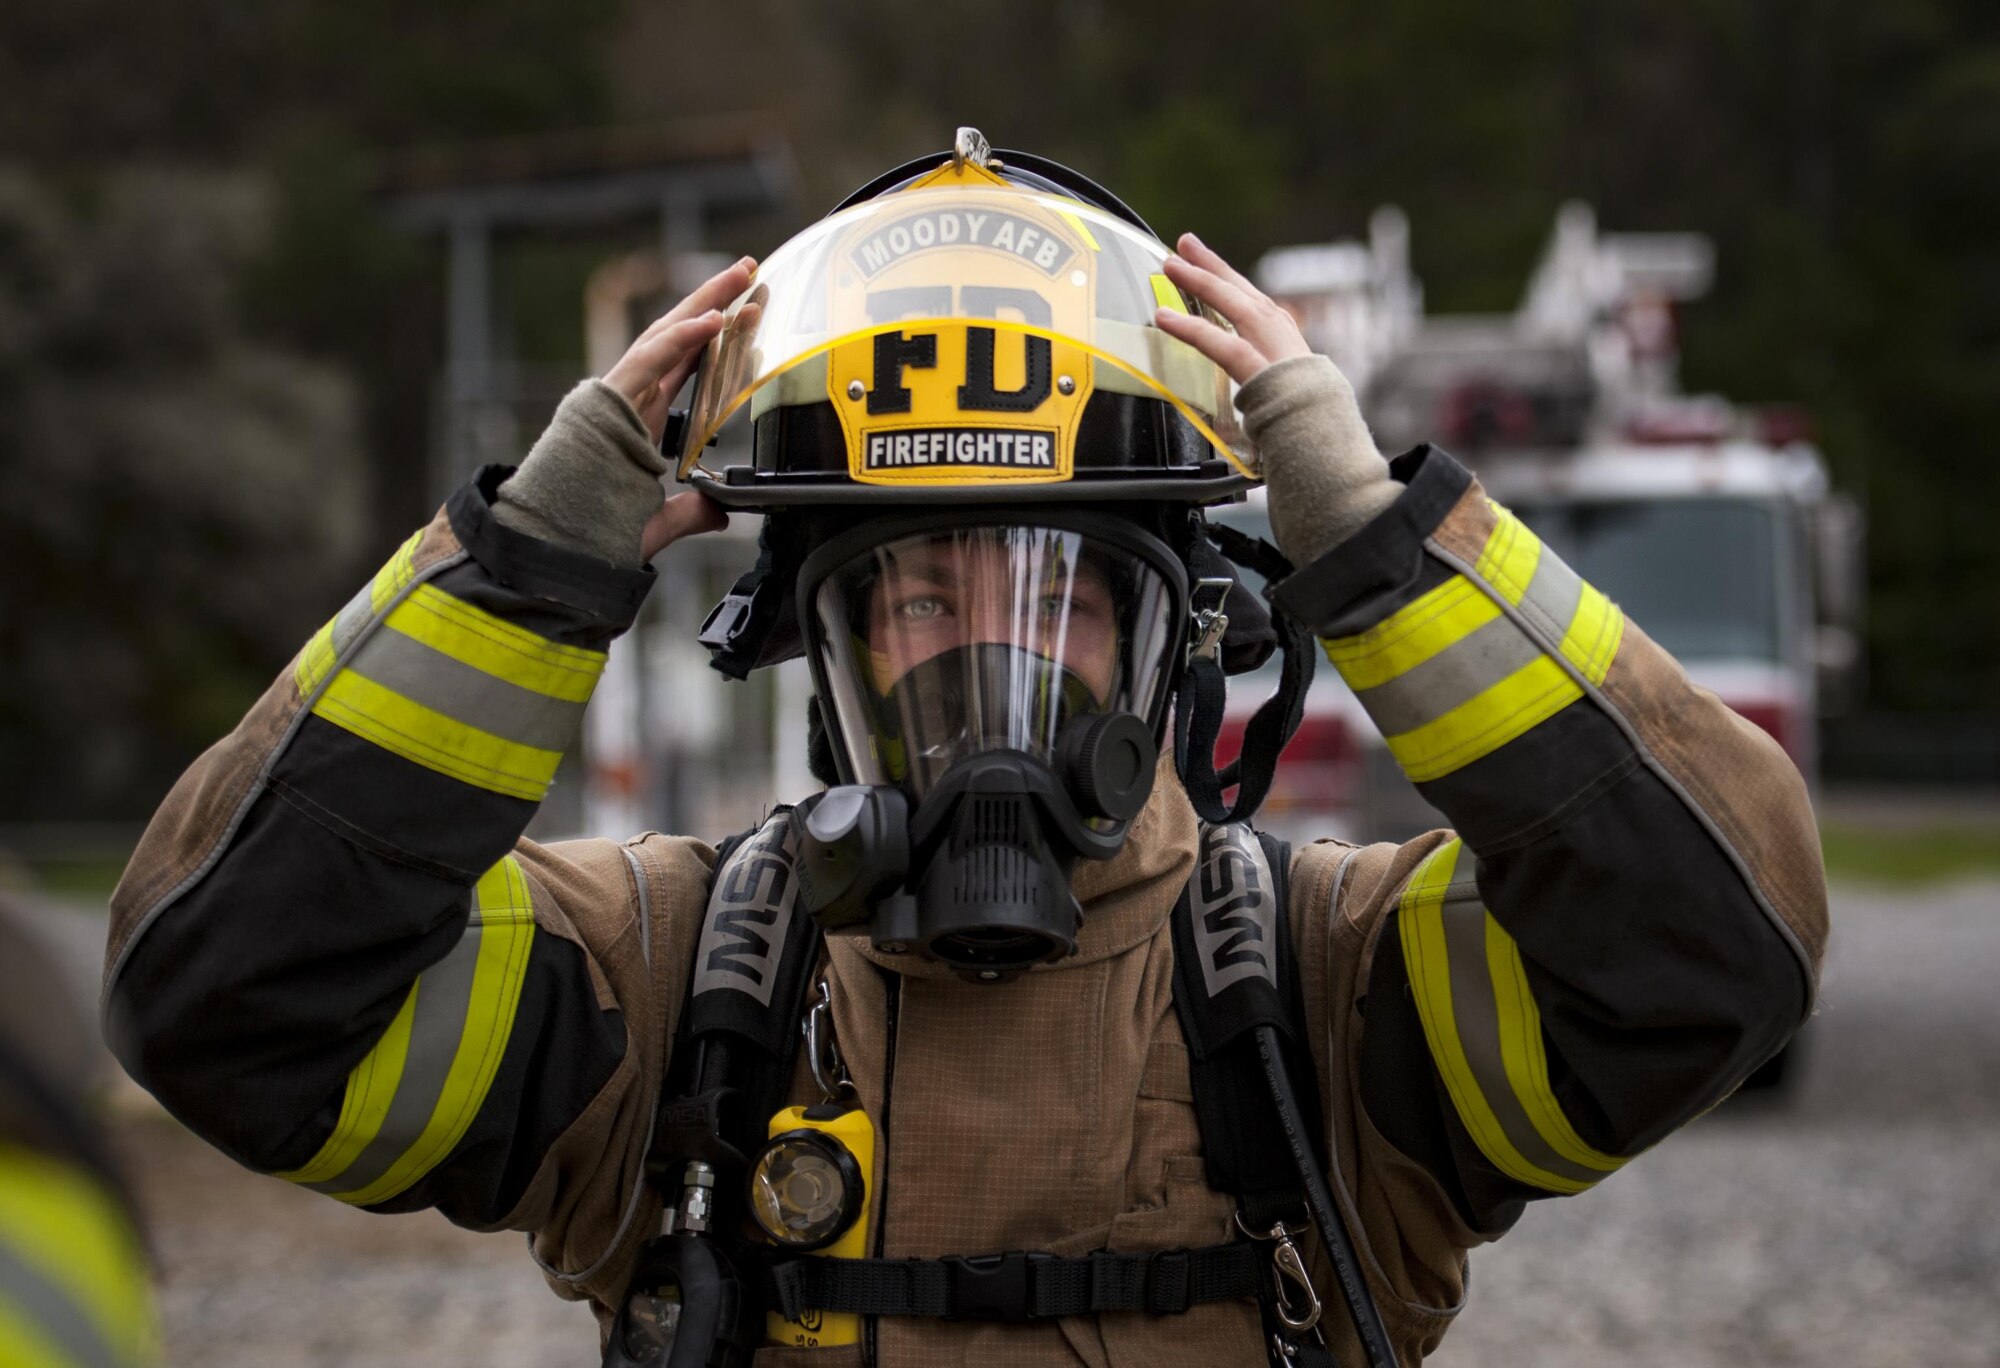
[
  {"x1": 1269, "y1": 1231, "x2": 1322, "y2": 1334},
  {"x1": 1189, "y1": 576, "x2": 1233, "y2": 665},
  {"x1": 803, "y1": 977, "x2": 853, "y2": 1102},
  {"x1": 1234, "y1": 1214, "x2": 1323, "y2": 1336}
]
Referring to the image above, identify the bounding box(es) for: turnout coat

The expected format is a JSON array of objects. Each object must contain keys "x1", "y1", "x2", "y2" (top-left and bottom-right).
[{"x1": 103, "y1": 446, "x2": 1827, "y2": 1365}]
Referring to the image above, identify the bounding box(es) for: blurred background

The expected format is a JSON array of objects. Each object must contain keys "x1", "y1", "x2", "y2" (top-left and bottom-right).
[{"x1": 2, "y1": 1, "x2": 1996, "y2": 1363}]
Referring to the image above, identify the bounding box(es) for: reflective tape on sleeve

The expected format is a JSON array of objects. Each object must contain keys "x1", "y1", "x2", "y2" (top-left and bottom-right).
[
  {"x1": 279, "y1": 856, "x2": 537, "y2": 1207},
  {"x1": 0, "y1": 1144, "x2": 155, "y2": 1368},
  {"x1": 1397, "y1": 840, "x2": 1627, "y2": 1194},
  {"x1": 1321, "y1": 505, "x2": 1626, "y2": 782},
  {"x1": 304, "y1": 580, "x2": 605, "y2": 800},
  {"x1": 295, "y1": 529, "x2": 425, "y2": 699}
]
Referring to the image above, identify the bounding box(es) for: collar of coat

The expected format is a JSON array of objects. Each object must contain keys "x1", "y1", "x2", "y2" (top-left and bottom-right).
[{"x1": 850, "y1": 750, "x2": 1200, "y2": 978}]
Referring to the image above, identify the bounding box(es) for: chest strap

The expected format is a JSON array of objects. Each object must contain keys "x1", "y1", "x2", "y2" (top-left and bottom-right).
[{"x1": 764, "y1": 1242, "x2": 1260, "y2": 1323}]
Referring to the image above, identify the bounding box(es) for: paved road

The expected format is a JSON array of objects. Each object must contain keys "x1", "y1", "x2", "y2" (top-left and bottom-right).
[{"x1": 22, "y1": 876, "x2": 2000, "y2": 1365}]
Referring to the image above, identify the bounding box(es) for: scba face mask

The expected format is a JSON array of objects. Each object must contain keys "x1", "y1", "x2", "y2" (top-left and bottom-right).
[{"x1": 792, "y1": 518, "x2": 1186, "y2": 979}]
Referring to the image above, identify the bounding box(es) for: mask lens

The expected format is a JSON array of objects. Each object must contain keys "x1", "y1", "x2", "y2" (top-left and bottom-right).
[{"x1": 811, "y1": 525, "x2": 1178, "y2": 794}]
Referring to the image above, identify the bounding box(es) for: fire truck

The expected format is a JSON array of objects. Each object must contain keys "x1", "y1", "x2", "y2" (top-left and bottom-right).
[{"x1": 1220, "y1": 203, "x2": 1864, "y2": 848}]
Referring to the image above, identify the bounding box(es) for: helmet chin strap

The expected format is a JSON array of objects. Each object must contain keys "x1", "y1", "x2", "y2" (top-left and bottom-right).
[{"x1": 1172, "y1": 527, "x2": 1315, "y2": 826}]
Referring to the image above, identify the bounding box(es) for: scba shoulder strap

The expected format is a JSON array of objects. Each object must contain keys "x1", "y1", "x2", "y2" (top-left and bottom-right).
[
  {"x1": 1169, "y1": 822, "x2": 1396, "y2": 1368},
  {"x1": 651, "y1": 810, "x2": 823, "y2": 1187}
]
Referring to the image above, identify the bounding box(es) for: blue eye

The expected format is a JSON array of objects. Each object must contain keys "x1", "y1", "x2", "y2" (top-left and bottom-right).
[{"x1": 898, "y1": 595, "x2": 947, "y2": 620}]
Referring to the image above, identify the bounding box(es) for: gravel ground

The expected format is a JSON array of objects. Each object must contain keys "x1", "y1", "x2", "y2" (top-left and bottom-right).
[
  {"x1": 1431, "y1": 876, "x2": 2000, "y2": 1367},
  {"x1": 54, "y1": 875, "x2": 2000, "y2": 1365}
]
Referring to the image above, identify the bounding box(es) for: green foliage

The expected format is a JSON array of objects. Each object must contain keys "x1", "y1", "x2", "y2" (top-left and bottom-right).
[
  {"x1": 0, "y1": 0, "x2": 621, "y2": 163},
  {"x1": 0, "y1": 0, "x2": 627, "y2": 820},
  {"x1": 0, "y1": 168, "x2": 369, "y2": 820},
  {"x1": 1820, "y1": 821, "x2": 2000, "y2": 887}
]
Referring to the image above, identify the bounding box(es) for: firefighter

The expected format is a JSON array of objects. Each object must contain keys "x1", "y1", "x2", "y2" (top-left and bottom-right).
[{"x1": 103, "y1": 132, "x2": 1825, "y2": 1366}]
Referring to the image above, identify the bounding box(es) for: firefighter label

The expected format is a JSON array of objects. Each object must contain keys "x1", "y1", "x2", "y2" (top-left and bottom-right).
[
  {"x1": 828, "y1": 318, "x2": 1092, "y2": 486},
  {"x1": 863, "y1": 428, "x2": 1056, "y2": 471},
  {"x1": 848, "y1": 208, "x2": 1078, "y2": 280}
]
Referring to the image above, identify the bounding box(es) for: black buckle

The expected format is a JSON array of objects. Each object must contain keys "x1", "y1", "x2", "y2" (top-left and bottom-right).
[
  {"x1": 698, "y1": 593, "x2": 756, "y2": 650},
  {"x1": 942, "y1": 1252, "x2": 1048, "y2": 1322}
]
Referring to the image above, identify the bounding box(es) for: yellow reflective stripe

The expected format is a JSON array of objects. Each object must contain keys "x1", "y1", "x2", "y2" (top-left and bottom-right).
[
  {"x1": 370, "y1": 529, "x2": 424, "y2": 613},
  {"x1": 386, "y1": 585, "x2": 605, "y2": 704},
  {"x1": 1320, "y1": 575, "x2": 1502, "y2": 692},
  {"x1": 332, "y1": 859, "x2": 536, "y2": 1207},
  {"x1": 1487, "y1": 919, "x2": 1624, "y2": 1174},
  {"x1": 311, "y1": 671, "x2": 562, "y2": 800},
  {"x1": 1150, "y1": 272, "x2": 1185, "y2": 314},
  {"x1": 295, "y1": 619, "x2": 339, "y2": 698},
  {"x1": 279, "y1": 860, "x2": 537, "y2": 1207},
  {"x1": 1398, "y1": 844, "x2": 1595, "y2": 1195},
  {"x1": 1557, "y1": 581, "x2": 1625, "y2": 685},
  {"x1": 276, "y1": 987, "x2": 417, "y2": 1187},
  {"x1": 0, "y1": 1144, "x2": 155, "y2": 1367},
  {"x1": 295, "y1": 529, "x2": 427, "y2": 699},
  {"x1": 0, "y1": 1305, "x2": 70, "y2": 1368},
  {"x1": 1473, "y1": 504, "x2": 1542, "y2": 605},
  {"x1": 1384, "y1": 655, "x2": 1582, "y2": 782},
  {"x1": 1053, "y1": 206, "x2": 1101, "y2": 251}
]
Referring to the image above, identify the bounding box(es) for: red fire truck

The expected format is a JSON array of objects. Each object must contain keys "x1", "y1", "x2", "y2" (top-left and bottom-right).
[{"x1": 1219, "y1": 204, "x2": 1863, "y2": 849}]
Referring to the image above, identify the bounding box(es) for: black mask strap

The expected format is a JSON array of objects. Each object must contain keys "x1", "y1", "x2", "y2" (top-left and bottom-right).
[{"x1": 1173, "y1": 532, "x2": 1315, "y2": 825}]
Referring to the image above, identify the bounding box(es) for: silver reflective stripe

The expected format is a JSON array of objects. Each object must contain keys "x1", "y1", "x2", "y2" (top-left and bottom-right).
[
  {"x1": 299, "y1": 921, "x2": 484, "y2": 1198},
  {"x1": 1512, "y1": 543, "x2": 1586, "y2": 643},
  {"x1": 0, "y1": 1239, "x2": 123, "y2": 1368},
  {"x1": 1432, "y1": 871, "x2": 1611, "y2": 1190},
  {"x1": 1353, "y1": 614, "x2": 1543, "y2": 737},
  {"x1": 346, "y1": 625, "x2": 588, "y2": 751},
  {"x1": 329, "y1": 582, "x2": 377, "y2": 659},
  {"x1": 1191, "y1": 824, "x2": 1279, "y2": 996}
]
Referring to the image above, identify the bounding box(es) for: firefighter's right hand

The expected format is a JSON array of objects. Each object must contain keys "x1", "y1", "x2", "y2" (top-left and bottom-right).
[{"x1": 604, "y1": 256, "x2": 757, "y2": 445}]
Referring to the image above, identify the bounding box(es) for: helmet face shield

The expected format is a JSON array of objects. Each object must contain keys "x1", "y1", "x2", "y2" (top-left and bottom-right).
[
  {"x1": 809, "y1": 524, "x2": 1181, "y2": 796},
  {"x1": 679, "y1": 167, "x2": 1253, "y2": 488}
]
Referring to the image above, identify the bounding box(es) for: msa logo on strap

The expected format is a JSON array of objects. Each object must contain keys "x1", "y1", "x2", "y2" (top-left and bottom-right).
[
  {"x1": 693, "y1": 815, "x2": 800, "y2": 1007},
  {"x1": 1192, "y1": 824, "x2": 1279, "y2": 997}
]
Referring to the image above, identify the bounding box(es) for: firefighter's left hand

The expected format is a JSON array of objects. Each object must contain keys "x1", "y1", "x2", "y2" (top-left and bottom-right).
[{"x1": 1154, "y1": 234, "x2": 1313, "y2": 385}]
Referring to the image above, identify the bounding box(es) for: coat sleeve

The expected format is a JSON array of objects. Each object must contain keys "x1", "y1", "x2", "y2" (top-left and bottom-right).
[
  {"x1": 102, "y1": 467, "x2": 712, "y2": 1299},
  {"x1": 1274, "y1": 446, "x2": 1828, "y2": 1251}
]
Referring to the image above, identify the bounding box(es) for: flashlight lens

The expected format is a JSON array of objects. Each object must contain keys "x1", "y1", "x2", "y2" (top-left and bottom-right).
[{"x1": 749, "y1": 1131, "x2": 862, "y2": 1249}]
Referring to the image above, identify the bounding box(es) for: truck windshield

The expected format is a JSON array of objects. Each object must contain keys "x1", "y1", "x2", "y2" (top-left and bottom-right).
[{"x1": 1510, "y1": 498, "x2": 1782, "y2": 663}]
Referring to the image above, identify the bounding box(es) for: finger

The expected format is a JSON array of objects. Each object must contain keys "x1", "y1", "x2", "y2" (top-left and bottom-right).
[
  {"x1": 641, "y1": 490, "x2": 729, "y2": 560},
  {"x1": 637, "y1": 256, "x2": 756, "y2": 341},
  {"x1": 1154, "y1": 306, "x2": 1266, "y2": 385},
  {"x1": 1174, "y1": 233, "x2": 1263, "y2": 298},
  {"x1": 1160, "y1": 253, "x2": 1268, "y2": 330},
  {"x1": 1162, "y1": 252, "x2": 1307, "y2": 364},
  {"x1": 605, "y1": 310, "x2": 726, "y2": 406}
]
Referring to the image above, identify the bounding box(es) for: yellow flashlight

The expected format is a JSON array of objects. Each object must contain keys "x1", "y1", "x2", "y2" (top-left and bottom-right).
[{"x1": 751, "y1": 1103, "x2": 875, "y2": 1348}]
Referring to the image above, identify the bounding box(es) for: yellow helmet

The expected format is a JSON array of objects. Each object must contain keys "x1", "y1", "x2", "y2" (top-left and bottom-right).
[{"x1": 674, "y1": 128, "x2": 1256, "y2": 511}]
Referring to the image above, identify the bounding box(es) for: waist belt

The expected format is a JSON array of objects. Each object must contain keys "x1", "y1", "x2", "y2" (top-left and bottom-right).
[{"x1": 764, "y1": 1241, "x2": 1261, "y2": 1323}]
